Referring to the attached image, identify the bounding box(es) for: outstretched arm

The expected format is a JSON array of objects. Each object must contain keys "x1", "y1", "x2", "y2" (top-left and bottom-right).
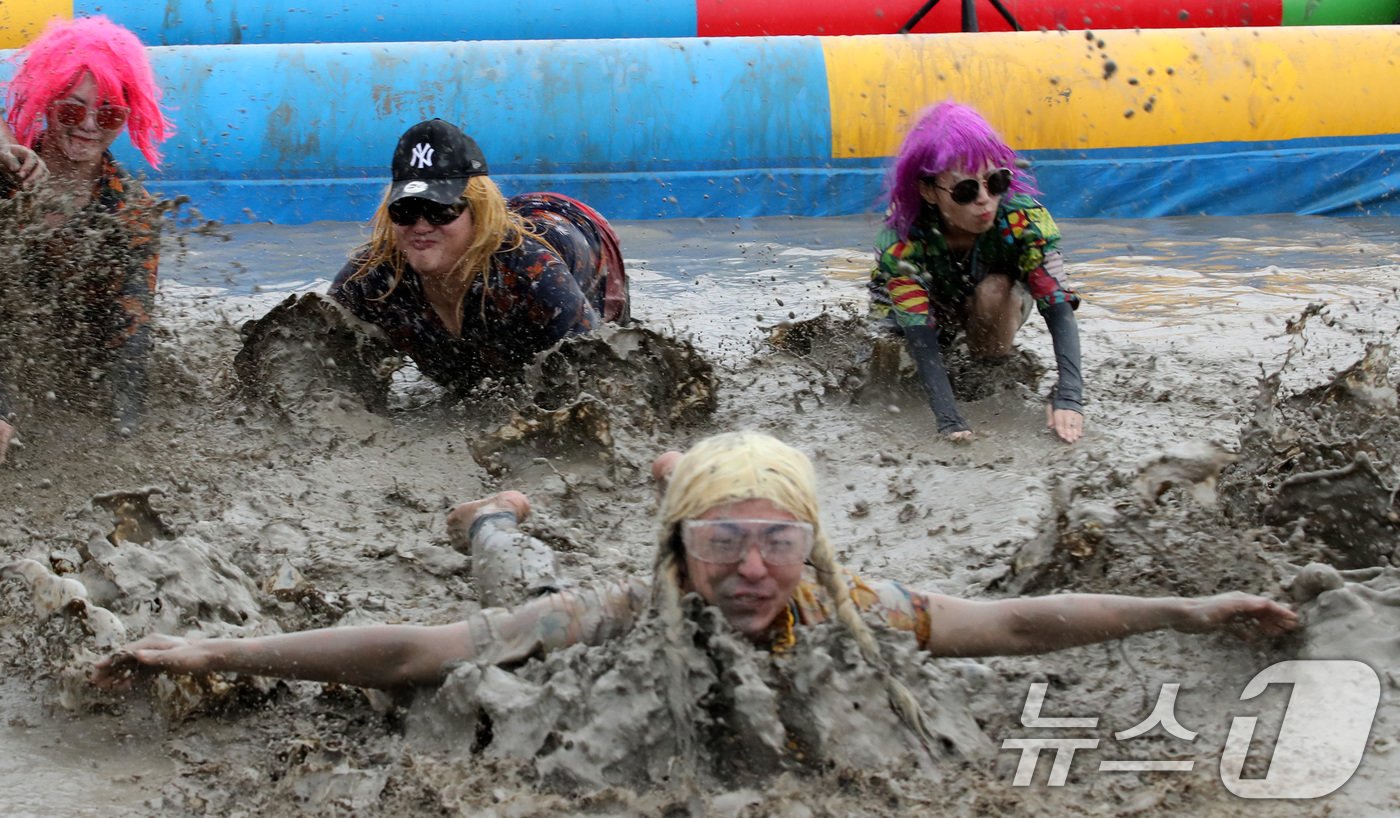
[
  {"x1": 93, "y1": 621, "x2": 481, "y2": 691},
  {"x1": 93, "y1": 570, "x2": 647, "y2": 691},
  {"x1": 872, "y1": 252, "x2": 970, "y2": 439},
  {"x1": 922, "y1": 591, "x2": 1298, "y2": 658},
  {"x1": 1041, "y1": 299, "x2": 1084, "y2": 443},
  {"x1": 904, "y1": 324, "x2": 969, "y2": 438}
]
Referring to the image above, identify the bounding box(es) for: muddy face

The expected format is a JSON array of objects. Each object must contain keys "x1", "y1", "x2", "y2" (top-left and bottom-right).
[
  {"x1": 680, "y1": 499, "x2": 808, "y2": 639},
  {"x1": 44, "y1": 74, "x2": 126, "y2": 168}
]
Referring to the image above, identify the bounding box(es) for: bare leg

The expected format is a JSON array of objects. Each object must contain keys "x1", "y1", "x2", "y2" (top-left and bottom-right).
[
  {"x1": 963, "y1": 275, "x2": 1024, "y2": 360},
  {"x1": 651, "y1": 450, "x2": 682, "y2": 498},
  {"x1": 447, "y1": 491, "x2": 531, "y2": 550},
  {"x1": 446, "y1": 491, "x2": 558, "y2": 608}
]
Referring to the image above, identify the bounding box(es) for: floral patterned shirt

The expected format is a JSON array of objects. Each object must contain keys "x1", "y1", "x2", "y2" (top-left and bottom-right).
[
  {"x1": 0, "y1": 148, "x2": 159, "y2": 422},
  {"x1": 867, "y1": 194, "x2": 1084, "y2": 413},
  {"x1": 869, "y1": 194, "x2": 1077, "y2": 328}
]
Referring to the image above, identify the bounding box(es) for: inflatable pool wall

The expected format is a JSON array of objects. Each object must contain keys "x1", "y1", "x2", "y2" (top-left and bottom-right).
[
  {"x1": 1, "y1": 23, "x2": 1396, "y2": 222},
  {"x1": 3, "y1": 0, "x2": 1395, "y2": 46}
]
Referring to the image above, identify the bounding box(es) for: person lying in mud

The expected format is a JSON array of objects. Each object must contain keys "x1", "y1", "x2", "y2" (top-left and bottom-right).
[
  {"x1": 94, "y1": 431, "x2": 1296, "y2": 742},
  {"x1": 0, "y1": 16, "x2": 170, "y2": 462},
  {"x1": 327, "y1": 118, "x2": 629, "y2": 393},
  {"x1": 870, "y1": 102, "x2": 1085, "y2": 444}
]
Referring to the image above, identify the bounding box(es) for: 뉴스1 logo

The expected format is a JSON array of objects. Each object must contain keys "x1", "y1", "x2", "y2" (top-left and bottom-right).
[
  {"x1": 1000, "y1": 659, "x2": 1380, "y2": 798},
  {"x1": 1220, "y1": 659, "x2": 1378, "y2": 798}
]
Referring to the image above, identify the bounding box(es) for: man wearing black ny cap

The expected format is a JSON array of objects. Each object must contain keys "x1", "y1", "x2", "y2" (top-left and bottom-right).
[{"x1": 328, "y1": 119, "x2": 628, "y2": 390}]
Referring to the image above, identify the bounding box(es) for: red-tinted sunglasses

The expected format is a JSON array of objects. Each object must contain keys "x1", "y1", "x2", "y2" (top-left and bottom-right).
[{"x1": 51, "y1": 100, "x2": 130, "y2": 131}]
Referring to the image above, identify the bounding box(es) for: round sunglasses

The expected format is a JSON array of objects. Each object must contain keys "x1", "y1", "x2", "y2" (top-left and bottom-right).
[
  {"x1": 387, "y1": 197, "x2": 466, "y2": 227},
  {"x1": 51, "y1": 100, "x2": 130, "y2": 131},
  {"x1": 930, "y1": 168, "x2": 1013, "y2": 205}
]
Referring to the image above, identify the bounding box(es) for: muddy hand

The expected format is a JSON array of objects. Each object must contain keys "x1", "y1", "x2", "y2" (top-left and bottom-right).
[
  {"x1": 1178, "y1": 593, "x2": 1300, "y2": 639},
  {"x1": 91, "y1": 634, "x2": 203, "y2": 690},
  {"x1": 1, "y1": 144, "x2": 48, "y2": 189},
  {"x1": 1045, "y1": 405, "x2": 1084, "y2": 444}
]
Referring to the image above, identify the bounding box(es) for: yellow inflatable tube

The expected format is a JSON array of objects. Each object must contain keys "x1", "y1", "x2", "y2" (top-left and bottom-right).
[
  {"x1": 0, "y1": 0, "x2": 67, "y2": 49},
  {"x1": 824, "y1": 27, "x2": 1400, "y2": 157}
]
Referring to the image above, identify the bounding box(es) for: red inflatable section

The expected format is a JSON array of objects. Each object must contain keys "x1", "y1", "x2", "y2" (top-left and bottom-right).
[{"x1": 695, "y1": 0, "x2": 1280, "y2": 34}]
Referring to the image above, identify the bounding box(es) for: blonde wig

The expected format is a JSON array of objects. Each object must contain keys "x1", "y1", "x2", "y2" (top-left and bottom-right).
[
  {"x1": 351, "y1": 175, "x2": 532, "y2": 308},
  {"x1": 651, "y1": 430, "x2": 937, "y2": 747}
]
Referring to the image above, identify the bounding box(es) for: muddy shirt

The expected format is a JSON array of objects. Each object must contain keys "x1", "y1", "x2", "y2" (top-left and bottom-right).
[
  {"x1": 867, "y1": 194, "x2": 1084, "y2": 428},
  {"x1": 328, "y1": 193, "x2": 628, "y2": 390},
  {"x1": 457, "y1": 573, "x2": 936, "y2": 668},
  {"x1": 0, "y1": 149, "x2": 159, "y2": 423}
]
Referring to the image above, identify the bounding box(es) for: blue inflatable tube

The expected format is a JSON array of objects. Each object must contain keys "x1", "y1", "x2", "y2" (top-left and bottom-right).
[
  {"x1": 74, "y1": 0, "x2": 697, "y2": 44},
  {"x1": 120, "y1": 38, "x2": 844, "y2": 224},
  {"x1": 2, "y1": 31, "x2": 1395, "y2": 223}
]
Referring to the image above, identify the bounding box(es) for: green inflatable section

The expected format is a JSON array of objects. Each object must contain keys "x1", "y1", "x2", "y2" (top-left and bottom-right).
[{"x1": 1284, "y1": 0, "x2": 1399, "y2": 25}]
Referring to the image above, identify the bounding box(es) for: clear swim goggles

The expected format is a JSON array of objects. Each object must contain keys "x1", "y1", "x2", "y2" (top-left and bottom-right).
[{"x1": 680, "y1": 519, "x2": 815, "y2": 566}]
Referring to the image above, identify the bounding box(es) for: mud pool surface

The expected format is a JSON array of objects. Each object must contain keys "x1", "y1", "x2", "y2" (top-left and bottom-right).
[{"x1": 2, "y1": 212, "x2": 1399, "y2": 816}]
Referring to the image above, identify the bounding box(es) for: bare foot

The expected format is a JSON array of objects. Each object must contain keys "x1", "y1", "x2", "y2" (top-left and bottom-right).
[
  {"x1": 651, "y1": 451, "x2": 683, "y2": 496},
  {"x1": 447, "y1": 491, "x2": 531, "y2": 551}
]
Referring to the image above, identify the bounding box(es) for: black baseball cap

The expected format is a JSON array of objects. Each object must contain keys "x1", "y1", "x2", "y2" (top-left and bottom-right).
[{"x1": 388, "y1": 119, "x2": 489, "y2": 206}]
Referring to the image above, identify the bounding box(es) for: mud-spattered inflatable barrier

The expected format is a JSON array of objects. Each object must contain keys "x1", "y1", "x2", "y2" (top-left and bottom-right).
[
  {"x1": 4, "y1": 0, "x2": 1395, "y2": 47},
  {"x1": 2, "y1": 27, "x2": 1396, "y2": 221}
]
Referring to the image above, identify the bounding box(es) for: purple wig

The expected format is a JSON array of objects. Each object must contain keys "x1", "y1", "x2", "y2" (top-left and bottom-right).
[
  {"x1": 6, "y1": 16, "x2": 171, "y2": 169},
  {"x1": 884, "y1": 101, "x2": 1035, "y2": 240}
]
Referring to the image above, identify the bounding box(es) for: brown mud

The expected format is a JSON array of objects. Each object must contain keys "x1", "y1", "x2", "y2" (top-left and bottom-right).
[{"x1": 2, "y1": 221, "x2": 1400, "y2": 815}]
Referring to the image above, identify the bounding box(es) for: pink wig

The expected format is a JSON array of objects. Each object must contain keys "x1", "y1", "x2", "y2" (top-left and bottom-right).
[
  {"x1": 6, "y1": 16, "x2": 171, "y2": 168},
  {"x1": 884, "y1": 101, "x2": 1035, "y2": 240}
]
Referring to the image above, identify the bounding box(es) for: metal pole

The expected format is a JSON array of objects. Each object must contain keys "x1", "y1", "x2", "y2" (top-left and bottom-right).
[
  {"x1": 960, "y1": 0, "x2": 980, "y2": 31},
  {"x1": 899, "y1": 0, "x2": 942, "y2": 32}
]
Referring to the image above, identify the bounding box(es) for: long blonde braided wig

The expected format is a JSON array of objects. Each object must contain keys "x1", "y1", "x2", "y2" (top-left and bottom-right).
[{"x1": 652, "y1": 431, "x2": 936, "y2": 747}]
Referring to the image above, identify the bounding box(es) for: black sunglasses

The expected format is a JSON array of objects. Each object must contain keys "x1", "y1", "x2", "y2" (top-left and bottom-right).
[
  {"x1": 930, "y1": 168, "x2": 1013, "y2": 205},
  {"x1": 387, "y1": 197, "x2": 465, "y2": 226}
]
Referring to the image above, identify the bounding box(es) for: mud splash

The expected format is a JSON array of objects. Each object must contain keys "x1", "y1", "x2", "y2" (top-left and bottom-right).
[
  {"x1": 3, "y1": 212, "x2": 1400, "y2": 817},
  {"x1": 409, "y1": 598, "x2": 987, "y2": 794},
  {"x1": 234, "y1": 293, "x2": 400, "y2": 415},
  {"x1": 768, "y1": 311, "x2": 1046, "y2": 409},
  {"x1": 473, "y1": 325, "x2": 718, "y2": 477}
]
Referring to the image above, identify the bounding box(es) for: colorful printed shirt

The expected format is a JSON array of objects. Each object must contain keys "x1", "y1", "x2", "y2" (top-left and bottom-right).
[
  {"x1": 867, "y1": 195, "x2": 1084, "y2": 422},
  {"x1": 0, "y1": 148, "x2": 159, "y2": 423},
  {"x1": 329, "y1": 192, "x2": 628, "y2": 391},
  {"x1": 869, "y1": 193, "x2": 1077, "y2": 328},
  {"x1": 456, "y1": 573, "x2": 937, "y2": 669}
]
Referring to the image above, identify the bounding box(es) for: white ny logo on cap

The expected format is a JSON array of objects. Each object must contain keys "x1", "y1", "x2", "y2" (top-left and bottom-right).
[{"x1": 410, "y1": 143, "x2": 434, "y2": 169}]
